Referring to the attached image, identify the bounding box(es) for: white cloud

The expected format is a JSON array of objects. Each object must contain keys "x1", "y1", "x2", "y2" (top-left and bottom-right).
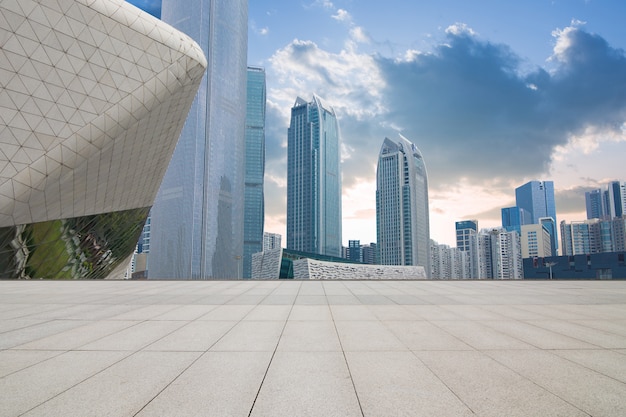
[
  {"x1": 332, "y1": 8, "x2": 351, "y2": 22},
  {"x1": 445, "y1": 23, "x2": 476, "y2": 37}
]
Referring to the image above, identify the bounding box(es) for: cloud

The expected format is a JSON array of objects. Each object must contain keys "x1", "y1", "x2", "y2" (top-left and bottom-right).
[
  {"x1": 263, "y1": 23, "x2": 626, "y2": 243},
  {"x1": 332, "y1": 9, "x2": 351, "y2": 22}
]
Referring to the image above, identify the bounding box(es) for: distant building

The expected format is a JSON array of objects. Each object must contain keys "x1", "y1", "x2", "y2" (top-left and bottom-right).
[
  {"x1": 361, "y1": 243, "x2": 378, "y2": 265},
  {"x1": 515, "y1": 181, "x2": 558, "y2": 252},
  {"x1": 523, "y1": 252, "x2": 626, "y2": 279},
  {"x1": 252, "y1": 248, "x2": 425, "y2": 280},
  {"x1": 347, "y1": 240, "x2": 362, "y2": 262},
  {"x1": 430, "y1": 241, "x2": 470, "y2": 279},
  {"x1": 376, "y1": 135, "x2": 431, "y2": 275},
  {"x1": 263, "y1": 232, "x2": 282, "y2": 251},
  {"x1": 478, "y1": 228, "x2": 523, "y2": 279},
  {"x1": 586, "y1": 189, "x2": 606, "y2": 220},
  {"x1": 520, "y1": 223, "x2": 552, "y2": 258},
  {"x1": 287, "y1": 96, "x2": 342, "y2": 257},
  {"x1": 243, "y1": 67, "x2": 267, "y2": 278},
  {"x1": 501, "y1": 206, "x2": 530, "y2": 234},
  {"x1": 455, "y1": 220, "x2": 480, "y2": 278},
  {"x1": 561, "y1": 217, "x2": 626, "y2": 255},
  {"x1": 605, "y1": 181, "x2": 626, "y2": 219}
]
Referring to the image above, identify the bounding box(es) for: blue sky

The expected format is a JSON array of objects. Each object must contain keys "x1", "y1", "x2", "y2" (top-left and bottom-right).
[{"x1": 129, "y1": 0, "x2": 626, "y2": 247}]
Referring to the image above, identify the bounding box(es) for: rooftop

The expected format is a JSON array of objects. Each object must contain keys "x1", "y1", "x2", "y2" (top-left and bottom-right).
[{"x1": 1, "y1": 279, "x2": 625, "y2": 416}]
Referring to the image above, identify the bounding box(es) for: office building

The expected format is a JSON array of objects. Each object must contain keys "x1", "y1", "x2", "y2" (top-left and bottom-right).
[
  {"x1": 243, "y1": 67, "x2": 266, "y2": 278},
  {"x1": 586, "y1": 188, "x2": 607, "y2": 219},
  {"x1": 347, "y1": 240, "x2": 362, "y2": 262},
  {"x1": 605, "y1": 181, "x2": 626, "y2": 219},
  {"x1": 149, "y1": 0, "x2": 248, "y2": 278},
  {"x1": 501, "y1": 206, "x2": 530, "y2": 234},
  {"x1": 515, "y1": 180, "x2": 558, "y2": 252},
  {"x1": 286, "y1": 96, "x2": 342, "y2": 257},
  {"x1": 376, "y1": 135, "x2": 431, "y2": 275},
  {"x1": 361, "y1": 243, "x2": 378, "y2": 265},
  {"x1": 0, "y1": 0, "x2": 206, "y2": 279}
]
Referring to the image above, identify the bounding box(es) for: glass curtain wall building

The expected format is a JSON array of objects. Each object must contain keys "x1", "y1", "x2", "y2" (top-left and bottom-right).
[
  {"x1": 376, "y1": 135, "x2": 431, "y2": 276},
  {"x1": 515, "y1": 181, "x2": 558, "y2": 253},
  {"x1": 243, "y1": 67, "x2": 266, "y2": 278},
  {"x1": 286, "y1": 96, "x2": 342, "y2": 257},
  {"x1": 149, "y1": 0, "x2": 248, "y2": 278}
]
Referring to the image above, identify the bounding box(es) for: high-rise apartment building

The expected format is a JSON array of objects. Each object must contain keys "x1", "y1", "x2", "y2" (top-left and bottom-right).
[
  {"x1": 361, "y1": 243, "x2": 378, "y2": 265},
  {"x1": 149, "y1": 0, "x2": 248, "y2": 278},
  {"x1": 515, "y1": 181, "x2": 558, "y2": 253},
  {"x1": 263, "y1": 232, "x2": 282, "y2": 252},
  {"x1": 520, "y1": 223, "x2": 552, "y2": 258},
  {"x1": 376, "y1": 136, "x2": 431, "y2": 275},
  {"x1": 243, "y1": 67, "x2": 266, "y2": 278},
  {"x1": 455, "y1": 220, "x2": 480, "y2": 278},
  {"x1": 477, "y1": 228, "x2": 523, "y2": 279},
  {"x1": 561, "y1": 217, "x2": 625, "y2": 255},
  {"x1": 287, "y1": 96, "x2": 342, "y2": 257}
]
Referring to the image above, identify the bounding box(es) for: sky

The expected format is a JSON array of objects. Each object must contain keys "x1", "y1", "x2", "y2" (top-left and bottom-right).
[{"x1": 129, "y1": 0, "x2": 626, "y2": 248}]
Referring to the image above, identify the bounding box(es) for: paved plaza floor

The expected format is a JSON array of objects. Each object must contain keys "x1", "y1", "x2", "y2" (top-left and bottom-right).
[{"x1": 1, "y1": 279, "x2": 626, "y2": 416}]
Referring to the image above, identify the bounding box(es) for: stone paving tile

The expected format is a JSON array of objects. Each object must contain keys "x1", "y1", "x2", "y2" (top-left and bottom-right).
[
  {"x1": 0, "y1": 320, "x2": 89, "y2": 350},
  {"x1": 415, "y1": 350, "x2": 590, "y2": 417},
  {"x1": 346, "y1": 351, "x2": 474, "y2": 416},
  {"x1": 20, "y1": 351, "x2": 200, "y2": 417},
  {"x1": 250, "y1": 351, "x2": 362, "y2": 417},
  {"x1": 2, "y1": 280, "x2": 626, "y2": 417},
  {"x1": 210, "y1": 321, "x2": 284, "y2": 351},
  {"x1": 197, "y1": 304, "x2": 255, "y2": 321},
  {"x1": 79, "y1": 320, "x2": 187, "y2": 351},
  {"x1": 277, "y1": 320, "x2": 342, "y2": 352},
  {"x1": 552, "y1": 349, "x2": 626, "y2": 384},
  {"x1": 16, "y1": 320, "x2": 140, "y2": 351},
  {"x1": 430, "y1": 320, "x2": 536, "y2": 350},
  {"x1": 1, "y1": 350, "x2": 131, "y2": 417},
  {"x1": 288, "y1": 305, "x2": 333, "y2": 321},
  {"x1": 335, "y1": 320, "x2": 406, "y2": 351},
  {"x1": 144, "y1": 321, "x2": 237, "y2": 352},
  {"x1": 481, "y1": 319, "x2": 600, "y2": 349},
  {"x1": 487, "y1": 349, "x2": 626, "y2": 417},
  {"x1": 0, "y1": 350, "x2": 62, "y2": 378},
  {"x1": 385, "y1": 320, "x2": 473, "y2": 351},
  {"x1": 136, "y1": 352, "x2": 273, "y2": 417},
  {"x1": 526, "y1": 319, "x2": 626, "y2": 348}
]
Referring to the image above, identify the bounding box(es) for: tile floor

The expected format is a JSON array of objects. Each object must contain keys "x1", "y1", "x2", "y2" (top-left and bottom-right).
[{"x1": 1, "y1": 279, "x2": 625, "y2": 416}]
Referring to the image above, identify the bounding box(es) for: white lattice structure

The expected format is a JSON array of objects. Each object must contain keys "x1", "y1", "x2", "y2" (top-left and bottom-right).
[
  {"x1": 0, "y1": 0, "x2": 206, "y2": 278},
  {"x1": 293, "y1": 258, "x2": 426, "y2": 280}
]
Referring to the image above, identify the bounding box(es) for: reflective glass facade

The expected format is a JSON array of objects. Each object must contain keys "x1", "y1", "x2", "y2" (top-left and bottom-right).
[
  {"x1": 376, "y1": 136, "x2": 431, "y2": 275},
  {"x1": 243, "y1": 67, "x2": 266, "y2": 278},
  {"x1": 287, "y1": 96, "x2": 342, "y2": 257},
  {"x1": 515, "y1": 181, "x2": 558, "y2": 251},
  {"x1": 150, "y1": 0, "x2": 248, "y2": 278}
]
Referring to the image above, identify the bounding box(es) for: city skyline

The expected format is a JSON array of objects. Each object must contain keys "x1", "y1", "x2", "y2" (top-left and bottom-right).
[{"x1": 128, "y1": 0, "x2": 626, "y2": 247}]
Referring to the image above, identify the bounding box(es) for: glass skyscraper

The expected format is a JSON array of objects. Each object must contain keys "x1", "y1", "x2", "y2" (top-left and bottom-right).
[
  {"x1": 243, "y1": 67, "x2": 266, "y2": 278},
  {"x1": 287, "y1": 96, "x2": 342, "y2": 257},
  {"x1": 515, "y1": 180, "x2": 558, "y2": 252},
  {"x1": 376, "y1": 135, "x2": 431, "y2": 275},
  {"x1": 149, "y1": 0, "x2": 248, "y2": 278}
]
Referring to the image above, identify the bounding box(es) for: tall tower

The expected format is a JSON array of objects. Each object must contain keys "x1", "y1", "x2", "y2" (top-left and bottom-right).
[
  {"x1": 376, "y1": 135, "x2": 431, "y2": 275},
  {"x1": 515, "y1": 180, "x2": 558, "y2": 253},
  {"x1": 605, "y1": 181, "x2": 626, "y2": 219},
  {"x1": 149, "y1": 0, "x2": 248, "y2": 278},
  {"x1": 286, "y1": 96, "x2": 342, "y2": 257},
  {"x1": 243, "y1": 67, "x2": 266, "y2": 278},
  {"x1": 586, "y1": 188, "x2": 606, "y2": 219}
]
